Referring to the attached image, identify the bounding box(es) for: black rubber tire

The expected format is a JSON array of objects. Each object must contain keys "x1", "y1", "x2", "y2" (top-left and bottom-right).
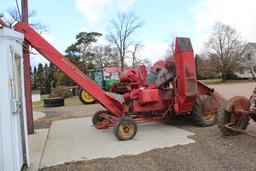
[
  {"x1": 78, "y1": 89, "x2": 96, "y2": 105},
  {"x1": 191, "y1": 95, "x2": 217, "y2": 127},
  {"x1": 114, "y1": 116, "x2": 137, "y2": 141},
  {"x1": 92, "y1": 110, "x2": 111, "y2": 127},
  {"x1": 44, "y1": 97, "x2": 64, "y2": 108},
  {"x1": 217, "y1": 100, "x2": 250, "y2": 136},
  {"x1": 252, "y1": 113, "x2": 256, "y2": 122}
]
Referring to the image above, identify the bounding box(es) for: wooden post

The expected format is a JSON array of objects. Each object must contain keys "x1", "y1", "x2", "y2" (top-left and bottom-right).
[{"x1": 22, "y1": 0, "x2": 34, "y2": 134}]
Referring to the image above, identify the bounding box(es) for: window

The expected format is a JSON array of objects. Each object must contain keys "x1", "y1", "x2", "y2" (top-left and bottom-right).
[
  {"x1": 239, "y1": 69, "x2": 245, "y2": 74},
  {"x1": 247, "y1": 53, "x2": 252, "y2": 60},
  {"x1": 253, "y1": 66, "x2": 256, "y2": 72}
]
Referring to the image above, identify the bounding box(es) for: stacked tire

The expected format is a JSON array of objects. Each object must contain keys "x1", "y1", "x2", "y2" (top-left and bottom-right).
[{"x1": 44, "y1": 97, "x2": 64, "y2": 108}]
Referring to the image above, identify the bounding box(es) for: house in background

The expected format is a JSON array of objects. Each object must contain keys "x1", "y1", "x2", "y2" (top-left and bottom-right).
[
  {"x1": 235, "y1": 42, "x2": 256, "y2": 78},
  {"x1": 32, "y1": 90, "x2": 41, "y2": 102}
]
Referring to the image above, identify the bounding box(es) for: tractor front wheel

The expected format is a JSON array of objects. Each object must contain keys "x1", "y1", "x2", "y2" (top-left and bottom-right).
[
  {"x1": 114, "y1": 116, "x2": 137, "y2": 141},
  {"x1": 217, "y1": 96, "x2": 250, "y2": 136},
  {"x1": 92, "y1": 110, "x2": 112, "y2": 129},
  {"x1": 79, "y1": 89, "x2": 96, "y2": 104},
  {"x1": 192, "y1": 95, "x2": 217, "y2": 127}
]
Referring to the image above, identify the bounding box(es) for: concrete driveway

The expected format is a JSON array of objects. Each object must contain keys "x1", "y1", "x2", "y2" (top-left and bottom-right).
[{"x1": 39, "y1": 117, "x2": 195, "y2": 168}]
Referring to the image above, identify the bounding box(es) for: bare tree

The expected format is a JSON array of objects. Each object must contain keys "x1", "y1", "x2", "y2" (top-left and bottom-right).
[
  {"x1": 92, "y1": 45, "x2": 119, "y2": 68},
  {"x1": 5, "y1": 7, "x2": 47, "y2": 33},
  {"x1": 129, "y1": 42, "x2": 143, "y2": 67},
  {"x1": 107, "y1": 13, "x2": 143, "y2": 70},
  {"x1": 165, "y1": 34, "x2": 176, "y2": 59},
  {"x1": 137, "y1": 58, "x2": 151, "y2": 67},
  {"x1": 196, "y1": 54, "x2": 220, "y2": 79},
  {"x1": 204, "y1": 22, "x2": 246, "y2": 81}
]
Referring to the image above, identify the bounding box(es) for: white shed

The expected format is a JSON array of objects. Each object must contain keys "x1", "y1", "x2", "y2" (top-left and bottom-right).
[{"x1": 0, "y1": 27, "x2": 30, "y2": 170}]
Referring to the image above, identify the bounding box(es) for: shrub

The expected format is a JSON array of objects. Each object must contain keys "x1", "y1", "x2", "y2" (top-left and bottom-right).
[{"x1": 49, "y1": 86, "x2": 73, "y2": 98}]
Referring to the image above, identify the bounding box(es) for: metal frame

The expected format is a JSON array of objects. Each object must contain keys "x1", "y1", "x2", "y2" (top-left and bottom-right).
[{"x1": 13, "y1": 22, "x2": 218, "y2": 138}]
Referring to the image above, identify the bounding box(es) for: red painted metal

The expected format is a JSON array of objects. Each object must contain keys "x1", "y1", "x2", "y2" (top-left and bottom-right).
[
  {"x1": 14, "y1": 22, "x2": 123, "y2": 116},
  {"x1": 0, "y1": 18, "x2": 8, "y2": 27},
  {"x1": 173, "y1": 37, "x2": 198, "y2": 113},
  {"x1": 119, "y1": 65, "x2": 147, "y2": 83},
  {"x1": 11, "y1": 23, "x2": 217, "y2": 133},
  {"x1": 225, "y1": 96, "x2": 250, "y2": 113},
  {"x1": 197, "y1": 81, "x2": 214, "y2": 95},
  {"x1": 104, "y1": 66, "x2": 151, "y2": 73},
  {"x1": 21, "y1": 0, "x2": 34, "y2": 134},
  {"x1": 138, "y1": 89, "x2": 160, "y2": 104},
  {"x1": 23, "y1": 44, "x2": 34, "y2": 134}
]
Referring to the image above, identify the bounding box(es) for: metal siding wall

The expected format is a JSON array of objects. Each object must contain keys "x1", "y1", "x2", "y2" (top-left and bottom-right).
[
  {"x1": 0, "y1": 28, "x2": 26, "y2": 171},
  {"x1": 0, "y1": 106, "x2": 2, "y2": 171},
  {"x1": 0, "y1": 34, "x2": 15, "y2": 171}
]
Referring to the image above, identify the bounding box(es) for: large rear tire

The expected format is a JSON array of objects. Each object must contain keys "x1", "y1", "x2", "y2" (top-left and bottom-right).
[
  {"x1": 217, "y1": 96, "x2": 250, "y2": 136},
  {"x1": 252, "y1": 113, "x2": 256, "y2": 122},
  {"x1": 192, "y1": 95, "x2": 217, "y2": 127},
  {"x1": 78, "y1": 89, "x2": 96, "y2": 105}
]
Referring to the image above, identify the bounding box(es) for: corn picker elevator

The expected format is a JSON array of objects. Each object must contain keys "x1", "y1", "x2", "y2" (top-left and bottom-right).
[{"x1": 14, "y1": 22, "x2": 223, "y2": 141}]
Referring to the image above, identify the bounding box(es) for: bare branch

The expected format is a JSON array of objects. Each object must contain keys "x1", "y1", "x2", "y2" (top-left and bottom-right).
[
  {"x1": 106, "y1": 13, "x2": 143, "y2": 70},
  {"x1": 203, "y1": 22, "x2": 246, "y2": 81},
  {"x1": 5, "y1": 7, "x2": 47, "y2": 33}
]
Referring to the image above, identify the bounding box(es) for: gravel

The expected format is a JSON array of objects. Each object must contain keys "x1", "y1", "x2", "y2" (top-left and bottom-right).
[
  {"x1": 38, "y1": 82, "x2": 256, "y2": 171},
  {"x1": 39, "y1": 117, "x2": 256, "y2": 171}
]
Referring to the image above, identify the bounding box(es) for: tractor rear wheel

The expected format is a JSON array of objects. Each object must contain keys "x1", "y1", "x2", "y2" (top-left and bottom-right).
[
  {"x1": 79, "y1": 89, "x2": 96, "y2": 104},
  {"x1": 114, "y1": 116, "x2": 137, "y2": 141},
  {"x1": 92, "y1": 110, "x2": 111, "y2": 129},
  {"x1": 192, "y1": 95, "x2": 217, "y2": 127},
  {"x1": 217, "y1": 96, "x2": 250, "y2": 136},
  {"x1": 252, "y1": 113, "x2": 256, "y2": 122}
]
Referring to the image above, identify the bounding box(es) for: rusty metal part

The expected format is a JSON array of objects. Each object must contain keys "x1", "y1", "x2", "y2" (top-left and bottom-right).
[
  {"x1": 224, "y1": 123, "x2": 256, "y2": 139},
  {"x1": 94, "y1": 113, "x2": 119, "y2": 129},
  {"x1": 218, "y1": 96, "x2": 253, "y2": 137},
  {"x1": 225, "y1": 96, "x2": 250, "y2": 113}
]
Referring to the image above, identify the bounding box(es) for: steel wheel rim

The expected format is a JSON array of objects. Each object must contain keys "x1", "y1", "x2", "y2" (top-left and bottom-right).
[
  {"x1": 202, "y1": 111, "x2": 216, "y2": 122},
  {"x1": 118, "y1": 121, "x2": 134, "y2": 139},
  {"x1": 202, "y1": 95, "x2": 216, "y2": 122},
  {"x1": 81, "y1": 90, "x2": 94, "y2": 102}
]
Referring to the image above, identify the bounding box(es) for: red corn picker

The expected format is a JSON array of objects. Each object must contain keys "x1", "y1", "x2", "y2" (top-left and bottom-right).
[{"x1": 13, "y1": 21, "x2": 224, "y2": 141}]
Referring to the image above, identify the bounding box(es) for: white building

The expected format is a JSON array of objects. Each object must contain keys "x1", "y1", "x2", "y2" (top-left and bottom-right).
[
  {"x1": 235, "y1": 42, "x2": 256, "y2": 78},
  {"x1": 0, "y1": 27, "x2": 30, "y2": 170}
]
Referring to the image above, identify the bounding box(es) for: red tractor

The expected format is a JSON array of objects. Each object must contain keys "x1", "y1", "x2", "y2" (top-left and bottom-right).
[{"x1": 13, "y1": 22, "x2": 224, "y2": 141}]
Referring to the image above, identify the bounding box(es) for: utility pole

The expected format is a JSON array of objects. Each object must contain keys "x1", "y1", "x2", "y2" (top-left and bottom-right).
[{"x1": 21, "y1": 0, "x2": 34, "y2": 134}]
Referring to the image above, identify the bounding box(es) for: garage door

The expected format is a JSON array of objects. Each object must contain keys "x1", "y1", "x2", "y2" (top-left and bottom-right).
[
  {"x1": 0, "y1": 148, "x2": 2, "y2": 171},
  {"x1": 0, "y1": 108, "x2": 2, "y2": 171}
]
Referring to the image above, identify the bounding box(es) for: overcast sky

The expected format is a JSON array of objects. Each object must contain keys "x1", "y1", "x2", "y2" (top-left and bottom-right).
[{"x1": 1, "y1": 0, "x2": 256, "y2": 67}]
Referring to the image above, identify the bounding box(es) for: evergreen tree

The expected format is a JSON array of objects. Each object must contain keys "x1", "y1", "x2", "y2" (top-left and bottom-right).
[
  {"x1": 32, "y1": 66, "x2": 38, "y2": 89},
  {"x1": 37, "y1": 63, "x2": 44, "y2": 93},
  {"x1": 43, "y1": 63, "x2": 51, "y2": 94},
  {"x1": 48, "y1": 63, "x2": 56, "y2": 88}
]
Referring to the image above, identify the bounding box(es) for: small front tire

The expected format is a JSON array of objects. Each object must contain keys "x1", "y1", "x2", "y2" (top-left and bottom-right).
[
  {"x1": 92, "y1": 110, "x2": 111, "y2": 129},
  {"x1": 114, "y1": 116, "x2": 137, "y2": 141}
]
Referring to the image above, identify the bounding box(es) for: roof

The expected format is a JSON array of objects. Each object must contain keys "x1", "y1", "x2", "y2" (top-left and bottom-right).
[
  {"x1": 104, "y1": 66, "x2": 152, "y2": 73},
  {"x1": 247, "y1": 42, "x2": 256, "y2": 49}
]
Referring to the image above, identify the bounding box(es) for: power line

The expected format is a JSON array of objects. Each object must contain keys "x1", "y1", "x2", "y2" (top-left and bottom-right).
[{"x1": 15, "y1": 0, "x2": 21, "y2": 20}]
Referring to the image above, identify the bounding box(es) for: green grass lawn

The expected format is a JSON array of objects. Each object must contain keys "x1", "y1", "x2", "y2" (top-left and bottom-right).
[
  {"x1": 200, "y1": 79, "x2": 254, "y2": 84},
  {"x1": 32, "y1": 95, "x2": 81, "y2": 110}
]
